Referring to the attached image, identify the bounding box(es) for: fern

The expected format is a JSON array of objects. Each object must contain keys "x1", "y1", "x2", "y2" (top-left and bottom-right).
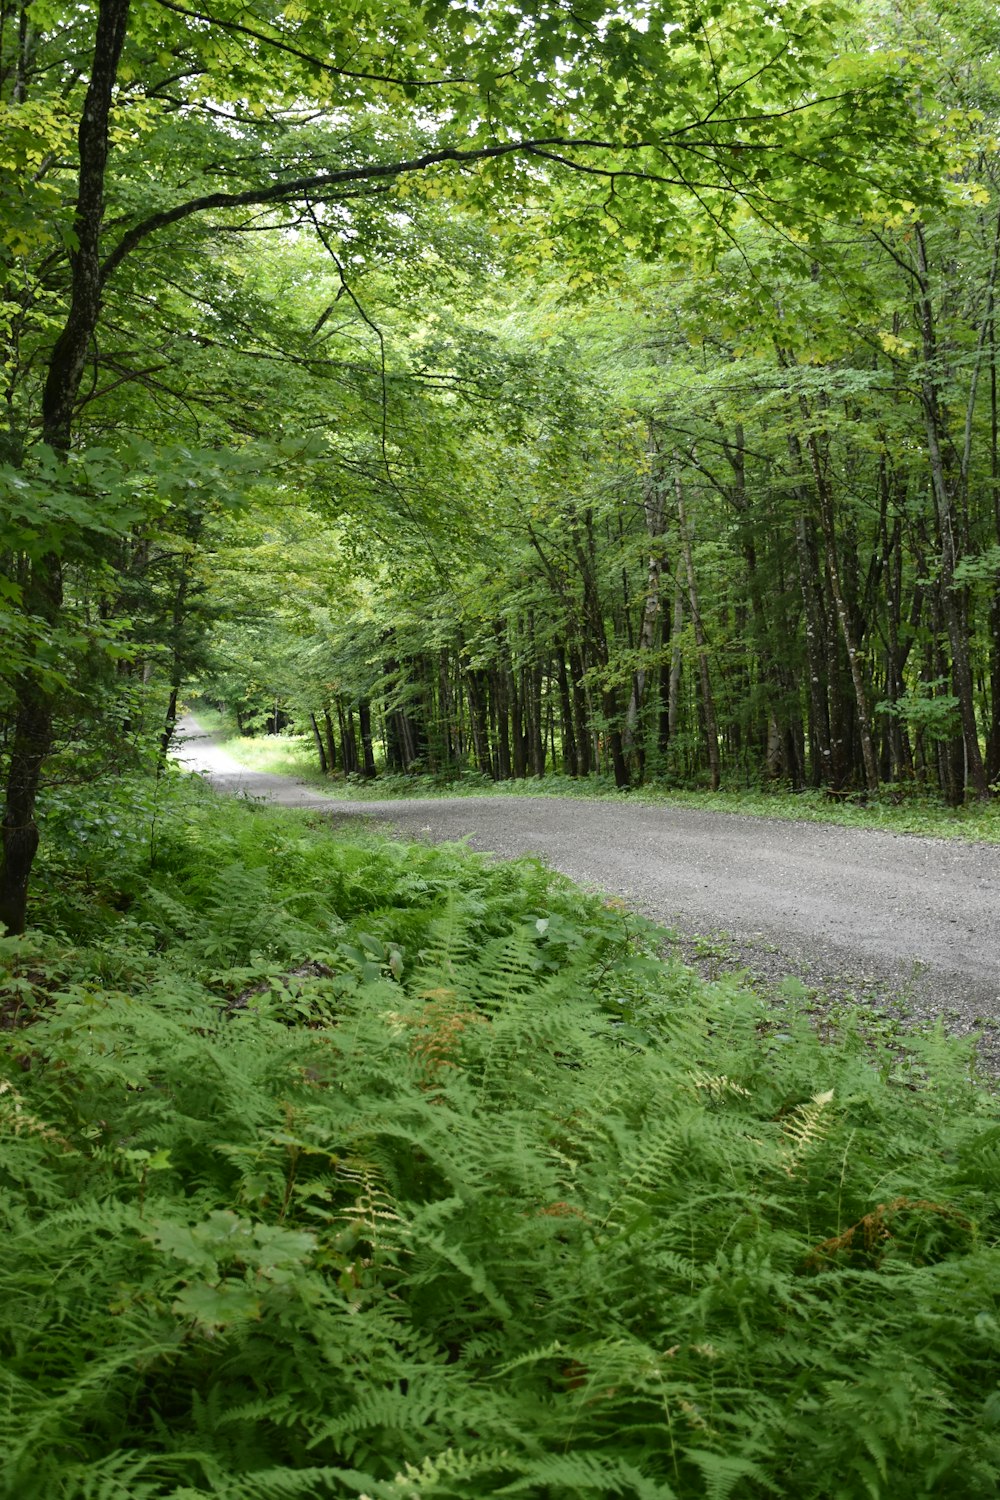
[
  {"x1": 684, "y1": 1450, "x2": 780, "y2": 1500},
  {"x1": 780, "y1": 1089, "x2": 836, "y2": 1176},
  {"x1": 495, "y1": 1448, "x2": 682, "y2": 1497},
  {"x1": 2, "y1": 775, "x2": 998, "y2": 1498}
]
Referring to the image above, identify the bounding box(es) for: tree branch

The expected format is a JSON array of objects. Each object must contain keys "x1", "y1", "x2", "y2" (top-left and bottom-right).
[{"x1": 152, "y1": 0, "x2": 486, "y2": 90}]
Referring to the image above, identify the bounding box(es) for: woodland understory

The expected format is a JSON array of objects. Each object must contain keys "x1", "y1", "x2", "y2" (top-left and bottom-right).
[{"x1": 2, "y1": 0, "x2": 1000, "y2": 1496}]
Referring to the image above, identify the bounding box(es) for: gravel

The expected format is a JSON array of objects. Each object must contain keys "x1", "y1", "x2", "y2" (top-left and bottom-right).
[{"x1": 174, "y1": 718, "x2": 1000, "y2": 1069}]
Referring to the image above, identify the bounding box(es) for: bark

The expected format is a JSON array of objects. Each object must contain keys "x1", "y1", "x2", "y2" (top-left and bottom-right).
[
  {"x1": 801, "y1": 413, "x2": 880, "y2": 795},
  {"x1": 657, "y1": 663, "x2": 671, "y2": 757},
  {"x1": 509, "y1": 660, "x2": 526, "y2": 778},
  {"x1": 0, "y1": 0, "x2": 130, "y2": 935},
  {"x1": 1, "y1": 8, "x2": 34, "y2": 440},
  {"x1": 436, "y1": 650, "x2": 454, "y2": 766},
  {"x1": 922, "y1": 397, "x2": 990, "y2": 799},
  {"x1": 358, "y1": 699, "x2": 377, "y2": 778},
  {"x1": 344, "y1": 706, "x2": 360, "y2": 774},
  {"x1": 160, "y1": 686, "x2": 180, "y2": 765},
  {"x1": 554, "y1": 644, "x2": 578, "y2": 775},
  {"x1": 882, "y1": 511, "x2": 912, "y2": 781},
  {"x1": 988, "y1": 299, "x2": 1000, "y2": 782},
  {"x1": 465, "y1": 668, "x2": 493, "y2": 777},
  {"x1": 43, "y1": 4, "x2": 130, "y2": 451},
  {"x1": 383, "y1": 656, "x2": 425, "y2": 771},
  {"x1": 526, "y1": 649, "x2": 545, "y2": 777},
  {"x1": 780, "y1": 363, "x2": 840, "y2": 789},
  {"x1": 722, "y1": 425, "x2": 802, "y2": 784},
  {"x1": 157, "y1": 517, "x2": 202, "y2": 771},
  {"x1": 623, "y1": 427, "x2": 668, "y2": 767},
  {"x1": 792, "y1": 506, "x2": 833, "y2": 787},
  {"x1": 568, "y1": 642, "x2": 591, "y2": 776},
  {"x1": 322, "y1": 708, "x2": 338, "y2": 774},
  {"x1": 382, "y1": 660, "x2": 404, "y2": 770},
  {"x1": 914, "y1": 225, "x2": 990, "y2": 800},
  {"x1": 674, "y1": 469, "x2": 720, "y2": 791},
  {"x1": 666, "y1": 572, "x2": 684, "y2": 746},
  {"x1": 309, "y1": 713, "x2": 328, "y2": 774},
  {"x1": 490, "y1": 629, "x2": 513, "y2": 779},
  {"x1": 346, "y1": 703, "x2": 363, "y2": 772},
  {"x1": 604, "y1": 708, "x2": 629, "y2": 788},
  {"x1": 568, "y1": 509, "x2": 629, "y2": 788},
  {"x1": 0, "y1": 4, "x2": 34, "y2": 105},
  {"x1": 453, "y1": 654, "x2": 465, "y2": 762}
]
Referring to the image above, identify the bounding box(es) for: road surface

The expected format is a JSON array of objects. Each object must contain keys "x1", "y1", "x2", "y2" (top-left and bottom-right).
[{"x1": 173, "y1": 717, "x2": 1000, "y2": 1062}]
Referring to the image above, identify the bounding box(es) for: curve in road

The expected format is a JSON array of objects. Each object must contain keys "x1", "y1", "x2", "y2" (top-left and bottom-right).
[{"x1": 173, "y1": 717, "x2": 1000, "y2": 1059}]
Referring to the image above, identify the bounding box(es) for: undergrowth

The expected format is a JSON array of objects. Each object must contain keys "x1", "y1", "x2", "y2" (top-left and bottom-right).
[{"x1": 1, "y1": 770, "x2": 998, "y2": 1498}]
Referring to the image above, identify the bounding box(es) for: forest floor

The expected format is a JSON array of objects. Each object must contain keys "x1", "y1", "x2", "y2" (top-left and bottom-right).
[{"x1": 174, "y1": 715, "x2": 1000, "y2": 1070}]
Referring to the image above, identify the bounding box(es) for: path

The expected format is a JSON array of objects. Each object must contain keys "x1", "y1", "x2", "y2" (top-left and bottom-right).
[{"x1": 173, "y1": 717, "x2": 1000, "y2": 1060}]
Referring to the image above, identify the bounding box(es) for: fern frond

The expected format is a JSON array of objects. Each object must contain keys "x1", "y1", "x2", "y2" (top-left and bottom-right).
[
  {"x1": 780, "y1": 1089, "x2": 835, "y2": 1176},
  {"x1": 689, "y1": 1072, "x2": 751, "y2": 1102},
  {"x1": 684, "y1": 1447, "x2": 780, "y2": 1500},
  {"x1": 51, "y1": 1450, "x2": 165, "y2": 1500},
  {"x1": 495, "y1": 1448, "x2": 680, "y2": 1497}
]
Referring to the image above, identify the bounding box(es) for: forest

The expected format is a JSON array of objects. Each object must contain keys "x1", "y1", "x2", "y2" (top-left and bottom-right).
[{"x1": 2, "y1": 1, "x2": 1000, "y2": 1497}]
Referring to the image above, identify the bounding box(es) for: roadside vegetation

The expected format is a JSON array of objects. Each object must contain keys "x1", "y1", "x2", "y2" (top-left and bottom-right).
[
  {"x1": 4, "y1": 2, "x2": 1000, "y2": 1494},
  {"x1": 2, "y1": 770, "x2": 999, "y2": 1499},
  {"x1": 193, "y1": 708, "x2": 1000, "y2": 845}
]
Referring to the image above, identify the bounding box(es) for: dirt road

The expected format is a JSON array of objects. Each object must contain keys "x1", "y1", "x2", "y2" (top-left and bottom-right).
[{"x1": 173, "y1": 718, "x2": 1000, "y2": 1055}]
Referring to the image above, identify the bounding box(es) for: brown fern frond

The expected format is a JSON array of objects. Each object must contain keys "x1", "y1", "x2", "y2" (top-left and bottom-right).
[{"x1": 806, "y1": 1196, "x2": 975, "y2": 1269}]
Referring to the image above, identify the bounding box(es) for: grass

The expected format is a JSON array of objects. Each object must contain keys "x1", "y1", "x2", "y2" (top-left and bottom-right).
[{"x1": 186, "y1": 705, "x2": 1000, "y2": 844}]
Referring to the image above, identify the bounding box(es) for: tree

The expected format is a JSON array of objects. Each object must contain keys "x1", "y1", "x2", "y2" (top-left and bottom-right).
[{"x1": 0, "y1": 0, "x2": 943, "y2": 928}]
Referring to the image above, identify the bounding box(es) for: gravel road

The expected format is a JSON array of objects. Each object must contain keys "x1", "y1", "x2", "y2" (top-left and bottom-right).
[{"x1": 174, "y1": 718, "x2": 1000, "y2": 1061}]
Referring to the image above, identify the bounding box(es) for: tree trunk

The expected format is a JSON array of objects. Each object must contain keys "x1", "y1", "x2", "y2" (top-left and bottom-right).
[
  {"x1": 322, "y1": 707, "x2": 338, "y2": 773},
  {"x1": 0, "y1": 0, "x2": 131, "y2": 934},
  {"x1": 340, "y1": 704, "x2": 359, "y2": 774},
  {"x1": 437, "y1": 649, "x2": 454, "y2": 767},
  {"x1": 914, "y1": 225, "x2": 990, "y2": 800},
  {"x1": 988, "y1": 303, "x2": 1000, "y2": 782},
  {"x1": 675, "y1": 469, "x2": 720, "y2": 791},
  {"x1": 881, "y1": 501, "x2": 915, "y2": 782},
  {"x1": 490, "y1": 631, "x2": 512, "y2": 779},
  {"x1": 721, "y1": 424, "x2": 802, "y2": 785},
  {"x1": 623, "y1": 425, "x2": 667, "y2": 769},
  {"x1": 568, "y1": 508, "x2": 629, "y2": 789},
  {"x1": 309, "y1": 713, "x2": 329, "y2": 774},
  {"x1": 527, "y1": 652, "x2": 545, "y2": 776},
  {"x1": 800, "y1": 416, "x2": 879, "y2": 795},
  {"x1": 791, "y1": 507, "x2": 833, "y2": 787},
  {"x1": 358, "y1": 699, "x2": 377, "y2": 777},
  {"x1": 465, "y1": 668, "x2": 493, "y2": 776},
  {"x1": 568, "y1": 642, "x2": 591, "y2": 776},
  {"x1": 157, "y1": 516, "x2": 201, "y2": 772},
  {"x1": 508, "y1": 649, "x2": 526, "y2": 778},
  {"x1": 554, "y1": 644, "x2": 578, "y2": 775},
  {"x1": 666, "y1": 572, "x2": 684, "y2": 747}
]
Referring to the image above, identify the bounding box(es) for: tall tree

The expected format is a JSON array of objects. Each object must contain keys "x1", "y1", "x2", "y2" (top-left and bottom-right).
[{"x1": 0, "y1": 0, "x2": 948, "y2": 925}]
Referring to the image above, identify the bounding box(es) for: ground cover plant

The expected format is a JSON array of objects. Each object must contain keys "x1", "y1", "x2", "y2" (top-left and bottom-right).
[{"x1": 1, "y1": 773, "x2": 998, "y2": 1499}]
